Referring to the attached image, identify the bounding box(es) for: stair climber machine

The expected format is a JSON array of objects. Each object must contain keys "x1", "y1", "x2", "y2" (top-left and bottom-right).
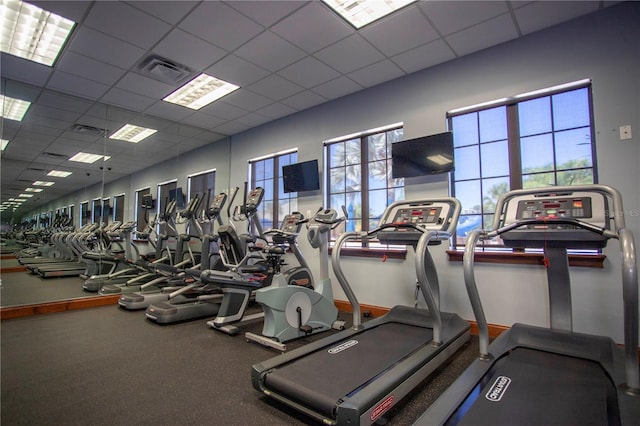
[
  {"x1": 252, "y1": 197, "x2": 470, "y2": 426},
  {"x1": 245, "y1": 207, "x2": 347, "y2": 351},
  {"x1": 119, "y1": 191, "x2": 229, "y2": 311},
  {"x1": 414, "y1": 184, "x2": 639, "y2": 426},
  {"x1": 146, "y1": 186, "x2": 269, "y2": 324},
  {"x1": 98, "y1": 198, "x2": 183, "y2": 295},
  {"x1": 82, "y1": 221, "x2": 140, "y2": 291}
]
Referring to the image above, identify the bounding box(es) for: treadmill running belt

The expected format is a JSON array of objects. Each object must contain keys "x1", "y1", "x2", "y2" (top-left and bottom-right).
[
  {"x1": 264, "y1": 322, "x2": 433, "y2": 418},
  {"x1": 450, "y1": 348, "x2": 619, "y2": 426}
]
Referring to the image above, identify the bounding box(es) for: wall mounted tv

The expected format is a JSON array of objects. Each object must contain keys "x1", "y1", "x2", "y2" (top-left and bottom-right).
[
  {"x1": 282, "y1": 159, "x2": 320, "y2": 193},
  {"x1": 141, "y1": 194, "x2": 154, "y2": 209},
  {"x1": 391, "y1": 131, "x2": 454, "y2": 178}
]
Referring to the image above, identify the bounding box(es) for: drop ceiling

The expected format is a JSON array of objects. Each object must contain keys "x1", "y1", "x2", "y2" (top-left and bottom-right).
[{"x1": 1, "y1": 0, "x2": 614, "y2": 213}]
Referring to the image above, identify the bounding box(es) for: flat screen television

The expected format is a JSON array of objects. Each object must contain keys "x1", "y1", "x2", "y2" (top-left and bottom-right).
[
  {"x1": 391, "y1": 131, "x2": 454, "y2": 178},
  {"x1": 141, "y1": 194, "x2": 154, "y2": 209},
  {"x1": 282, "y1": 159, "x2": 320, "y2": 193}
]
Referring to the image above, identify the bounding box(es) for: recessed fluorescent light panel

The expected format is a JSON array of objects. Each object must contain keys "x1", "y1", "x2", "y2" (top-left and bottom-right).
[
  {"x1": 18, "y1": 193, "x2": 34, "y2": 198},
  {"x1": 33, "y1": 180, "x2": 55, "y2": 186},
  {"x1": 25, "y1": 187, "x2": 44, "y2": 192},
  {"x1": 47, "y1": 170, "x2": 72, "y2": 177},
  {"x1": 0, "y1": 95, "x2": 31, "y2": 121},
  {"x1": 0, "y1": 0, "x2": 75, "y2": 66},
  {"x1": 322, "y1": 0, "x2": 416, "y2": 29},
  {"x1": 1, "y1": 139, "x2": 9, "y2": 150},
  {"x1": 109, "y1": 124, "x2": 157, "y2": 143},
  {"x1": 69, "y1": 152, "x2": 111, "y2": 163},
  {"x1": 163, "y1": 73, "x2": 239, "y2": 110},
  {"x1": 427, "y1": 155, "x2": 453, "y2": 166}
]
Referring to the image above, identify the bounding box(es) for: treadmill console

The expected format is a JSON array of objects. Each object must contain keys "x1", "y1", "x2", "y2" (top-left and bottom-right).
[
  {"x1": 501, "y1": 191, "x2": 608, "y2": 249},
  {"x1": 378, "y1": 201, "x2": 456, "y2": 245}
]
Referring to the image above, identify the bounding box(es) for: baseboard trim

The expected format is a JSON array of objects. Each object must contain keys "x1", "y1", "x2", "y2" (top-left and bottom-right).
[{"x1": 0, "y1": 295, "x2": 120, "y2": 320}]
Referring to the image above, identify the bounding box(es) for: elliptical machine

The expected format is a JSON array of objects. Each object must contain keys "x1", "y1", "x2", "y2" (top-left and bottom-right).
[{"x1": 245, "y1": 207, "x2": 346, "y2": 351}]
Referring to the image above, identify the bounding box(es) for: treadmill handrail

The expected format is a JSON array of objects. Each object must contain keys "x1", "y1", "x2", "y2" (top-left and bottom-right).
[{"x1": 464, "y1": 184, "x2": 639, "y2": 392}]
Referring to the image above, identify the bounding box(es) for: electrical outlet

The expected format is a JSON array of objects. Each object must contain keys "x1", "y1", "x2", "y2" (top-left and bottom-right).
[{"x1": 619, "y1": 125, "x2": 632, "y2": 140}]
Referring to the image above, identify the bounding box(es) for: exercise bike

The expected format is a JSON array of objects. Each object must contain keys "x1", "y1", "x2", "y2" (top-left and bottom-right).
[{"x1": 245, "y1": 208, "x2": 346, "y2": 351}]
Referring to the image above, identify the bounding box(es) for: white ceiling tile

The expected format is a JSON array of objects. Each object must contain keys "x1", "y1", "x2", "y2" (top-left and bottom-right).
[
  {"x1": 29, "y1": 1, "x2": 93, "y2": 22},
  {"x1": 347, "y1": 60, "x2": 405, "y2": 88},
  {"x1": 226, "y1": 1, "x2": 307, "y2": 27},
  {"x1": 281, "y1": 91, "x2": 327, "y2": 110},
  {"x1": 29, "y1": 103, "x2": 83, "y2": 123},
  {"x1": 180, "y1": 2, "x2": 264, "y2": 51},
  {"x1": 126, "y1": 1, "x2": 198, "y2": 25},
  {"x1": 235, "y1": 112, "x2": 271, "y2": 127},
  {"x1": 277, "y1": 57, "x2": 341, "y2": 88},
  {"x1": 391, "y1": 39, "x2": 456, "y2": 74},
  {"x1": 180, "y1": 112, "x2": 227, "y2": 130},
  {"x1": 213, "y1": 120, "x2": 252, "y2": 135},
  {"x1": 420, "y1": 1, "x2": 509, "y2": 36},
  {"x1": 256, "y1": 102, "x2": 298, "y2": 120},
  {"x1": 67, "y1": 27, "x2": 146, "y2": 70},
  {"x1": 0, "y1": 54, "x2": 52, "y2": 87},
  {"x1": 198, "y1": 102, "x2": 247, "y2": 121},
  {"x1": 310, "y1": 76, "x2": 363, "y2": 100},
  {"x1": 143, "y1": 101, "x2": 195, "y2": 122},
  {"x1": 446, "y1": 13, "x2": 519, "y2": 56},
  {"x1": 221, "y1": 89, "x2": 275, "y2": 111},
  {"x1": 153, "y1": 29, "x2": 227, "y2": 71},
  {"x1": 515, "y1": 1, "x2": 600, "y2": 35},
  {"x1": 56, "y1": 51, "x2": 127, "y2": 87},
  {"x1": 115, "y1": 72, "x2": 175, "y2": 99},
  {"x1": 101, "y1": 88, "x2": 157, "y2": 112},
  {"x1": 360, "y1": 5, "x2": 439, "y2": 56},
  {"x1": 37, "y1": 91, "x2": 95, "y2": 115},
  {"x1": 84, "y1": 2, "x2": 172, "y2": 50},
  {"x1": 271, "y1": 2, "x2": 354, "y2": 53},
  {"x1": 235, "y1": 31, "x2": 307, "y2": 72},
  {"x1": 205, "y1": 54, "x2": 270, "y2": 87},
  {"x1": 314, "y1": 34, "x2": 385, "y2": 74},
  {"x1": 246, "y1": 75, "x2": 304, "y2": 101}
]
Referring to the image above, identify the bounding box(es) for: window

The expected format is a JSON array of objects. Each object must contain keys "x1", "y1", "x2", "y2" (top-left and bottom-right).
[
  {"x1": 249, "y1": 150, "x2": 297, "y2": 231},
  {"x1": 113, "y1": 194, "x2": 125, "y2": 222},
  {"x1": 91, "y1": 198, "x2": 101, "y2": 224},
  {"x1": 188, "y1": 169, "x2": 216, "y2": 210},
  {"x1": 325, "y1": 124, "x2": 404, "y2": 245},
  {"x1": 134, "y1": 188, "x2": 151, "y2": 234},
  {"x1": 157, "y1": 180, "x2": 177, "y2": 235},
  {"x1": 102, "y1": 198, "x2": 110, "y2": 225},
  {"x1": 449, "y1": 81, "x2": 595, "y2": 249},
  {"x1": 80, "y1": 201, "x2": 89, "y2": 226}
]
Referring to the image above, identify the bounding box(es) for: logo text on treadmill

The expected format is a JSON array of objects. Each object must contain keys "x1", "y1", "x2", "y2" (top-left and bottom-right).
[
  {"x1": 371, "y1": 395, "x2": 394, "y2": 421},
  {"x1": 486, "y1": 376, "x2": 511, "y2": 402},
  {"x1": 327, "y1": 339, "x2": 358, "y2": 354}
]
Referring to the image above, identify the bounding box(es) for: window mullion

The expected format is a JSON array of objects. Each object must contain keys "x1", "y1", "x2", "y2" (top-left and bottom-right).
[
  {"x1": 507, "y1": 103, "x2": 523, "y2": 190},
  {"x1": 273, "y1": 156, "x2": 280, "y2": 227},
  {"x1": 360, "y1": 136, "x2": 369, "y2": 247}
]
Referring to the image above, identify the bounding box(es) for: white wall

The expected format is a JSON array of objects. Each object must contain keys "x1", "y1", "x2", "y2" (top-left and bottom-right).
[{"x1": 29, "y1": 3, "x2": 639, "y2": 343}]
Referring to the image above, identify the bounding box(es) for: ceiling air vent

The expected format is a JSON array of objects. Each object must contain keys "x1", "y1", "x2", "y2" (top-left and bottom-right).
[
  {"x1": 42, "y1": 152, "x2": 68, "y2": 159},
  {"x1": 27, "y1": 167, "x2": 46, "y2": 172},
  {"x1": 70, "y1": 124, "x2": 107, "y2": 136},
  {"x1": 136, "y1": 54, "x2": 194, "y2": 85}
]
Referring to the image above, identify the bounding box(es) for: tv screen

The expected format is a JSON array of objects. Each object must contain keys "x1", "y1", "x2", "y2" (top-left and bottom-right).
[
  {"x1": 391, "y1": 131, "x2": 454, "y2": 178},
  {"x1": 141, "y1": 194, "x2": 154, "y2": 209},
  {"x1": 282, "y1": 159, "x2": 320, "y2": 193}
]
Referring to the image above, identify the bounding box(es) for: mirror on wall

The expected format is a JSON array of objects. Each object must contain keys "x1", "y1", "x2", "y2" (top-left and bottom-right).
[{"x1": 0, "y1": 83, "x2": 228, "y2": 309}]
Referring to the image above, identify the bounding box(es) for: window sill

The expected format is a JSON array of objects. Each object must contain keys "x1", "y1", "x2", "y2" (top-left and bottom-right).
[
  {"x1": 446, "y1": 250, "x2": 606, "y2": 268},
  {"x1": 329, "y1": 247, "x2": 407, "y2": 260}
]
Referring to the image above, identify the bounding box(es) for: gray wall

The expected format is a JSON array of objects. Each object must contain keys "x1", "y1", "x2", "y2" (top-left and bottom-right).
[{"x1": 30, "y1": 3, "x2": 640, "y2": 343}]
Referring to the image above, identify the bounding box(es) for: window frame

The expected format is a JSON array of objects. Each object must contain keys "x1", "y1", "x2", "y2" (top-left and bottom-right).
[
  {"x1": 187, "y1": 168, "x2": 216, "y2": 211},
  {"x1": 248, "y1": 149, "x2": 298, "y2": 231},
  {"x1": 323, "y1": 123, "x2": 405, "y2": 250},
  {"x1": 134, "y1": 187, "x2": 151, "y2": 236},
  {"x1": 447, "y1": 80, "x2": 602, "y2": 267}
]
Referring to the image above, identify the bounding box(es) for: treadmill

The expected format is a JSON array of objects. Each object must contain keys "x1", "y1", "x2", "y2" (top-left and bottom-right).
[
  {"x1": 252, "y1": 197, "x2": 470, "y2": 425},
  {"x1": 415, "y1": 184, "x2": 640, "y2": 425}
]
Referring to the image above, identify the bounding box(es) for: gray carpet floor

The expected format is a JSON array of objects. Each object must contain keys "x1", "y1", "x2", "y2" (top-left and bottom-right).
[{"x1": 1, "y1": 304, "x2": 479, "y2": 425}]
